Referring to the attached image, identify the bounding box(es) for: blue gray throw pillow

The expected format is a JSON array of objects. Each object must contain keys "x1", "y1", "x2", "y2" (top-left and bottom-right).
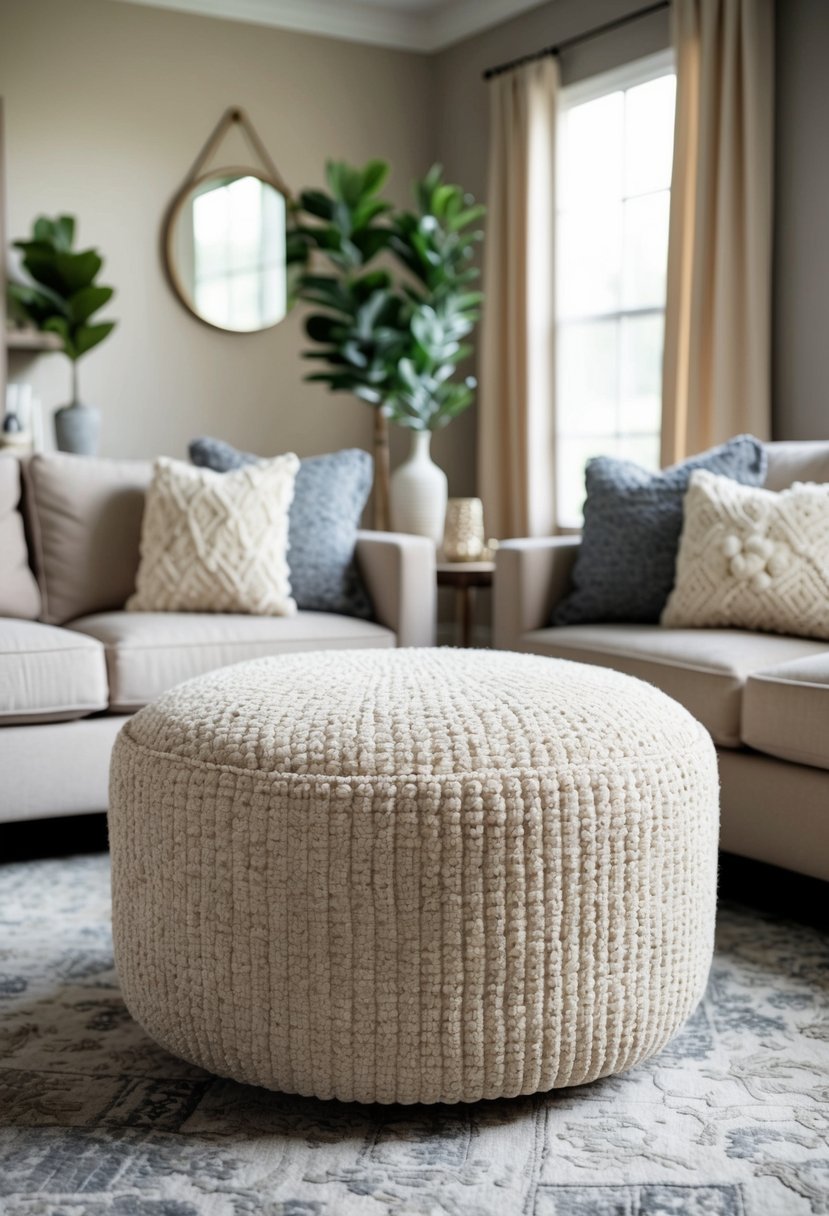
[
  {"x1": 553, "y1": 435, "x2": 767, "y2": 626},
  {"x1": 189, "y1": 437, "x2": 374, "y2": 619}
]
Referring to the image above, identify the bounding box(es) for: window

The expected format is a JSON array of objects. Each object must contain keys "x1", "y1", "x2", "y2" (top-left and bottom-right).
[{"x1": 555, "y1": 53, "x2": 676, "y2": 527}]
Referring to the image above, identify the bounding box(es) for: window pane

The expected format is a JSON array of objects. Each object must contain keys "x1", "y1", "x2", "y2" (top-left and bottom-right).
[
  {"x1": 559, "y1": 91, "x2": 624, "y2": 211},
  {"x1": 557, "y1": 434, "x2": 619, "y2": 527},
  {"x1": 624, "y1": 74, "x2": 676, "y2": 196},
  {"x1": 557, "y1": 320, "x2": 618, "y2": 437},
  {"x1": 617, "y1": 434, "x2": 661, "y2": 472},
  {"x1": 621, "y1": 191, "x2": 670, "y2": 309},
  {"x1": 555, "y1": 64, "x2": 675, "y2": 526},
  {"x1": 619, "y1": 314, "x2": 664, "y2": 435},
  {"x1": 557, "y1": 205, "x2": 621, "y2": 318}
]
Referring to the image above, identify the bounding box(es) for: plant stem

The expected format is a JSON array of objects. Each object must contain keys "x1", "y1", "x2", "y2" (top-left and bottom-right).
[
  {"x1": 71, "y1": 360, "x2": 78, "y2": 406},
  {"x1": 373, "y1": 410, "x2": 390, "y2": 531}
]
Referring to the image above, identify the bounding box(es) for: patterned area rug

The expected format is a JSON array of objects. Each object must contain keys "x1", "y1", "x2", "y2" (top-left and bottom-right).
[{"x1": 0, "y1": 854, "x2": 827, "y2": 1216}]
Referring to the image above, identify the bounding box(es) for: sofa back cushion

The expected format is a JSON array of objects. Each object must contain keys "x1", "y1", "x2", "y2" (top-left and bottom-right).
[
  {"x1": 0, "y1": 456, "x2": 41, "y2": 620},
  {"x1": 765, "y1": 441, "x2": 829, "y2": 491},
  {"x1": 24, "y1": 452, "x2": 152, "y2": 624}
]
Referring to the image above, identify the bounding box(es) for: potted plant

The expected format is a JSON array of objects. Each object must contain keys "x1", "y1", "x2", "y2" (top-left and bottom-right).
[
  {"x1": 291, "y1": 161, "x2": 484, "y2": 542},
  {"x1": 7, "y1": 215, "x2": 117, "y2": 454}
]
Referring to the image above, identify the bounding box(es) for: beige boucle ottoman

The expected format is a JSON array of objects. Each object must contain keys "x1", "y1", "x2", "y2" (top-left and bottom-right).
[{"x1": 109, "y1": 648, "x2": 719, "y2": 1105}]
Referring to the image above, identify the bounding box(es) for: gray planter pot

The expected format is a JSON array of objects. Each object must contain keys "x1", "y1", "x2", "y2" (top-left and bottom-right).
[{"x1": 54, "y1": 402, "x2": 101, "y2": 456}]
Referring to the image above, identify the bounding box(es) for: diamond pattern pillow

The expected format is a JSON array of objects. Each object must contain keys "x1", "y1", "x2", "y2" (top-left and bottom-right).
[
  {"x1": 128, "y1": 455, "x2": 299, "y2": 616},
  {"x1": 662, "y1": 471, "x2": 829, "y2": 639}
]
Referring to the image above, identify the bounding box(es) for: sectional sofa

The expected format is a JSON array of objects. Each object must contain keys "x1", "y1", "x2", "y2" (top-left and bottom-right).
[
  {"x1": 0, "y1": 452, "x2": 435, "y2": 824},
  {"x1": 494, "y1": 440, "x2": 829, "y2": 883}
]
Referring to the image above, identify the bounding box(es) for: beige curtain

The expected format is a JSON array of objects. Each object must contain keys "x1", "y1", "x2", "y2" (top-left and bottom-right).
[
  {"x1": 661, "y1": 0, "x2": 775, "y2": 465},
  {"x1": 478, "y1": 57, "x2": 558, "y2": 539}
]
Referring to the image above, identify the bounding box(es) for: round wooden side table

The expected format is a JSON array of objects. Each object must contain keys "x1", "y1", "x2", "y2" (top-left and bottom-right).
[{"x1": 436, "y1": 560, "x2": 495, "y2": 648}]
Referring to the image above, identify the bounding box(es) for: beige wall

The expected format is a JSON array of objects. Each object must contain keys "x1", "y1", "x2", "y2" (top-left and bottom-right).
[
  {"x1": 3, "y1": 0, "x2": 819, "y2": 503},
  {"x1": 0, "y1": 0, "x2": 439, "y2": 479}
]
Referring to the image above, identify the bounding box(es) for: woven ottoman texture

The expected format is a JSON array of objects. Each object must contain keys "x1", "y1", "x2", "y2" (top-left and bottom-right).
[{"x1": 109, "y1": 649, "x2": 719, "y2": 1104}]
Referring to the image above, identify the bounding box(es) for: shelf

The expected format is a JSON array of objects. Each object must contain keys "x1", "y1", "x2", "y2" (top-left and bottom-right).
[{"x1": 6, "y1": 329, "x2": 62, "y2": 352}]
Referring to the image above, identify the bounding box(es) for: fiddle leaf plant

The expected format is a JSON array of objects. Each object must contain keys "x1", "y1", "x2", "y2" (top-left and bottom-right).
[
  {"x1": 291, "y1": 160, "x2": 484, "y2": 431},
  {"x1": 7, "y1": 214, "x2": 117, "y2": 402}
]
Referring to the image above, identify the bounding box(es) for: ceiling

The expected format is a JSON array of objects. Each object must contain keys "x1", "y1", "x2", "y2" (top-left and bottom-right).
[{"x1": 111, "y1": 0, "x2": 548, "y2": 51}]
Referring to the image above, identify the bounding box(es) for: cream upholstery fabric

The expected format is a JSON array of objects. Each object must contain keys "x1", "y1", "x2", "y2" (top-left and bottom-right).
[
  {"x1": 0, "y1": 619, "x2": 108, "y2": 724},
  {"x1": 718, "y1": 749, "x2": 829, "y2": 882},
  {"x1": 0, "y1": 457, "x2": 40, "y2": 620},
  {"x1": 110, "y1": 649, "x2": 719, "y2": 1104},
  {"x1": 0, "y1": 715, "x2": 126, "y2": 822},
  {"x1": 355, "y1": 531, "x2": 437, "y2": 648},
  {"x1": 23, "y1": 452, "x2": 151, "y2": 624},
  {"x1": 764, "y1": 440, "x2": 829, "y2": 492},
  {"x1": 128, "y1": 456, "x2": 298, "y2": 616},
  {"x1": 742, "y1": 653, "x2": 829, "y2": 771},
  {"x1": 519, "y1": 623, "x2": 826, "y2": 747},
  {"x1": 493, "y1": 536, "x2": 580, "y2": 652},
  {"x1": 69, "y1": 610, "x2": 395, "y2": 711},
  {"x1": 663, "y1": 472, "x2": 829, "y2": 639}
]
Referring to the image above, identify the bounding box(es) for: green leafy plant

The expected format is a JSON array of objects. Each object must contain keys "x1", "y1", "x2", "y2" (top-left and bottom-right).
[
  {"x1": 291, "y1": 161, "x2": 484, "y2": 431},
  {"x1": 7, "y1": 215, "x2": 117, "y2": 402}
]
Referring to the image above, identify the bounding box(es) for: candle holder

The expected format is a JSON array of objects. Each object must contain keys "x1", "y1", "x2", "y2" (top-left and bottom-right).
[{"x1": 442, "y1": 497, "x2": 486, "y2": 561}]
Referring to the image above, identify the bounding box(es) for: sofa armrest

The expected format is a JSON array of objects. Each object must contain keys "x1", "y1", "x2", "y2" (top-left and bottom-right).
[
  {"x1": 356, "y1": 531, "x2": 436, "y2": 648},
  {"x1": 493, "y1": 536, "x2": 581, "y2": 651}
]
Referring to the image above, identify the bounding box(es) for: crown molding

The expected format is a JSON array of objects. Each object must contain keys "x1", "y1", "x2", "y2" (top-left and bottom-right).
[
  {"x1": 110, "y1": 0, "x2": 550, "y2": 52},
  {"x1": 429, "y1": 0, "x2": 549, "y2": 50}
]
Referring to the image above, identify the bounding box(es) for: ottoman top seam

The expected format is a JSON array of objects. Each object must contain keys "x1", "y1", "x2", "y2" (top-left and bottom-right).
[{"x1": 117, "y1": 722, "x2": 714, "y2": 785}]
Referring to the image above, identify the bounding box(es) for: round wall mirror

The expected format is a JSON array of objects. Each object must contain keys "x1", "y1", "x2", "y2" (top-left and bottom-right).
[{"x1": 165, "y1": 170, "x2": 289, "y2": 333}]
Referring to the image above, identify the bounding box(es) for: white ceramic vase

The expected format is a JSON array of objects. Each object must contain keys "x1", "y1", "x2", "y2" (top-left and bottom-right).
[{"x1": 390, "y1": 430, "x2": 448, "y2": 546}]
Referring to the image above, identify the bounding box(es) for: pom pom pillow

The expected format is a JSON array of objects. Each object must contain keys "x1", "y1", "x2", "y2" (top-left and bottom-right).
[
  {"x1": 128, "y1": 455, "x2": 299, "y2": 616},
  {"x1": 189, "y1": 438, "x2": 373, "y2": 619},
  {"x1": 662, "y1": 471, "x2": 829, "y2": 640},
  {"x1": 553, "y1": 435, "x2": 767, "y2": 625}
]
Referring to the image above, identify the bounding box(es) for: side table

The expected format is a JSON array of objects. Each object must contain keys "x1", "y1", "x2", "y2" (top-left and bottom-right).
[{"x1": 436, "y1": 560, "x2": 495, "y2": 648}]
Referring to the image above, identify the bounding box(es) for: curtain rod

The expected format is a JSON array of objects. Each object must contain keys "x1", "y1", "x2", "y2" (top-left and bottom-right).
[{"x1": 483, "y1": 0, "x2": 671, "y2": 81}]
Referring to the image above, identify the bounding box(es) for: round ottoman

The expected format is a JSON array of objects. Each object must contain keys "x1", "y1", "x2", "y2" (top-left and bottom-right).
[{"x1": 109, "y1": 649, "x2": 719, "y2": 1104}]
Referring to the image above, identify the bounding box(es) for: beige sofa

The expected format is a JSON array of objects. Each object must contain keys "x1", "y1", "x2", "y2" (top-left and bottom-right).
[
  {"x1": 0, "y1": 452, "x2": 436, "y2": 824},
  {"x1": 494, "y1": 441, "x2": 829, "y2": 883}
]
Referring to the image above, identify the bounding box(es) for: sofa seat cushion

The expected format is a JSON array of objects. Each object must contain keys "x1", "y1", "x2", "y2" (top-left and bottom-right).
[
  {"x1": 743, "y1": 653, "x2": 829, "y2": 770},
  {"x1": 67, "y1": 611, "x2": 396, "y2": 711},
  {"x1": 0, "y1": 619, "x2": 108, "y2": 724},
  {"x1": 520, "y1": 624, "x2": 827, "y2": 746}
]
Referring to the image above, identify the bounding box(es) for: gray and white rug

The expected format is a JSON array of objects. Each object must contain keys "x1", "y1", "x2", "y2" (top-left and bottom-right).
[{"x1": 0, "y1": 853, "x2": 827, "y2": 1216}]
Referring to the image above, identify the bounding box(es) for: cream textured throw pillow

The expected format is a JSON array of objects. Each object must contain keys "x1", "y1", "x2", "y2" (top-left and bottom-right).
[
  {"x1": 128, "y1": 455, "x2": 299, "y2": 615},
  {"x1": 662, "y1": 470, "x2": 829, "y2": 639}
]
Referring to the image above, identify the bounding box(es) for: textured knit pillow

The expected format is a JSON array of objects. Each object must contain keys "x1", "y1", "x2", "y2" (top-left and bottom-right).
[
  {"x1": 662, "y1": 471, "x2": 829, "y2": 640},
  {"x1": 128, "y1": 455, "x2": 299, "y2": 616},
  {"x1": 189, "y1": 438, "x2": 373, "y2": 619},
  {"x1": 553, "y1": 435, "x2": 767, "y2": 625}
]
